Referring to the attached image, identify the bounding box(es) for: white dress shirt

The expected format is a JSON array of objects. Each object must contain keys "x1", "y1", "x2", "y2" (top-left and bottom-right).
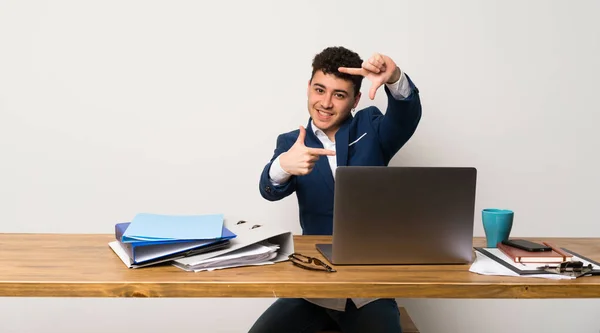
[{"x1": 270, "y1": 69, "x2": 412, "y2": 311}]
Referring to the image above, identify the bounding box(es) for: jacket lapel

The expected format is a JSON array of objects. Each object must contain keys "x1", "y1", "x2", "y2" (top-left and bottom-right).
[
  {"x1": 306, "y1": 121, "x2": 335, "y2": 194},
  {"x1": 334, "y1": 117, "x2": 351, "y2": 167}
]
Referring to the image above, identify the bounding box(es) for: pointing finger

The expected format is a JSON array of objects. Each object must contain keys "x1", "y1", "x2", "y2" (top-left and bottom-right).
[
  {"x1": 338, "y1": 67, "x2": 366, "y2": 76},
  {"x1": 307, "y1": 148, "x2": 336, "y2": 156}
]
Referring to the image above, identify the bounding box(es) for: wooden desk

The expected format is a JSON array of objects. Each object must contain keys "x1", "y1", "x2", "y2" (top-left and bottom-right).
[{"x1": 1, "y1": 234, "x2": 599, "y2": 298}]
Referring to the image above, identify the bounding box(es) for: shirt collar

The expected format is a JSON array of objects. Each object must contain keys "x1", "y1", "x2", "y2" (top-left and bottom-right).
[{"x1": 311, "y1": 120, "x2": 332, "y2": 144}]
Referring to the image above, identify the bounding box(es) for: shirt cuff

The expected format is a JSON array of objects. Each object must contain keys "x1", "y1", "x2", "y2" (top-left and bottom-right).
[
  {"x1": 385, "y1": 68, "x2": 411, "y2": 100},
  {"x1": 269, "y1": 155, "x2": 292, "y2": 185}
]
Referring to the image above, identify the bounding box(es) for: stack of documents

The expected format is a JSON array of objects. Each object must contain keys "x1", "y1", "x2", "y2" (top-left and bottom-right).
[
  {"x1": 172, "y1": 219, "x2": 295, "y2": 272},
  {"x1": 173, "y1": 241, "x2": 280, "y2": 272},
  {"x1": 108, "y1": 213, "x2": 236, "y2": 268},
  {"x1": 471, "y1": 247, "x2": 600, "y2": 280}
]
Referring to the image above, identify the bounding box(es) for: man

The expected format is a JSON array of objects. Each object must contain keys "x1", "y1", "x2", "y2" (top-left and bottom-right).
[{"x1": 250, "y1": 46, "x2": 422, "y2": 333}]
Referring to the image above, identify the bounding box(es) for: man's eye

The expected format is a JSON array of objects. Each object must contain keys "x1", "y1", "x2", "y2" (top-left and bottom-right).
[
  {"x1": 335, "y1": 94, "x2": 345, "y2": 99},
  {"x1": 315, "y1": 88, "x2": 324, "y2": 93}
]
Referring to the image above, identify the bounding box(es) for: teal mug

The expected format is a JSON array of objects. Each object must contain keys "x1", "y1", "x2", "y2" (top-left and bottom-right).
[{"x1": 482, "y1": 209, "x2": 514, "y2": 248}]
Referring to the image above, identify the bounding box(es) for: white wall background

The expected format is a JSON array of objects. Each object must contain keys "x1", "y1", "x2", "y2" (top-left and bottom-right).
[{"x1": 1, "y1": 0, "x2": 599, "y2": 332}]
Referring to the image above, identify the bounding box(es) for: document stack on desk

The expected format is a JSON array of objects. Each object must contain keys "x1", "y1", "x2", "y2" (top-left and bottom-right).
[
  {"x1": 173, "y1": 241, "x2": 280, "y2": 272},
  {"x1": 172, "y1": 219, "x2": 295, "y2": 272},
  {"x1": 108, "y1": 213, "x2": 236, "y2": 268},
  {"x1": 471, "y1": 244, "x2": 600, "y2": 279},
  {"x1": 108, "y1": 214, "x2": 295, "y2": 271}
]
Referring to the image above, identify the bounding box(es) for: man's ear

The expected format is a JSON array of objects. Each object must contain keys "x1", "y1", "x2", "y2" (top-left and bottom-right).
[
  {"x1": 353, "y1": 92, "x2": 362, "y2": 109},
  {"x1": 307, "y1": 79, "x2": 312, "y2": 96}
]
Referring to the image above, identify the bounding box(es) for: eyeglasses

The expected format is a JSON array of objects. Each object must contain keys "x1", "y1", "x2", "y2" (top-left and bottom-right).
[
  {"x1": 538, "y1": 261, "x2": 595, "y2": 277},
  {"x1": 288, "y1": 253, "x2": 336, "y2": 272}
]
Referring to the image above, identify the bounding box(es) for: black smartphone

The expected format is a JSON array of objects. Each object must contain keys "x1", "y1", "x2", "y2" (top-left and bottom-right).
[{"x1": 501, "y1": 239, "x2": 552, "y2": 252}]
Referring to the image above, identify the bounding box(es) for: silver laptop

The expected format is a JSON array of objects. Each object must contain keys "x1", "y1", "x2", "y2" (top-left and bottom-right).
[{"x1": 316, "y1": 166, "x2": 477, "y2": 265}]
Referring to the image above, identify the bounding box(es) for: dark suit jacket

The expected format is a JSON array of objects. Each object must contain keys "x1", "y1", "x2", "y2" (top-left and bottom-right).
[{"x1": 259, "y1": 75, "x2": 422, "y2": 235}]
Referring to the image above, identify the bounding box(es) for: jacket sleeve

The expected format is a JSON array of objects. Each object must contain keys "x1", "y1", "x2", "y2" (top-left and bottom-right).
[
  {"x1": 371, "y1": 74, "x2": 422, "y2": 162},
  {"x1": 259, "y1": 134, "x2": 297, "y2": 201}
]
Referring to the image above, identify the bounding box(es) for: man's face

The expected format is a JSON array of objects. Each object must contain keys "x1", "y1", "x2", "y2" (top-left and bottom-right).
[{"x1": 307, "y1": 70, "x2": 361, "y2": 137}]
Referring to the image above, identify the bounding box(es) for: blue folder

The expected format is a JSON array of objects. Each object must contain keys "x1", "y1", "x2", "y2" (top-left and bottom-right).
[
  {"x1": 114, "y1": 222, "x2": 236, "y2": 265},
  {"x1": 121, "y1": 213, "x2": 225, "y2": 243}
]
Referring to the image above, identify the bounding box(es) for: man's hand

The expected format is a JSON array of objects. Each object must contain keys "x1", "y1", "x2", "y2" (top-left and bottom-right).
[
  {"x1": 338, "y1": 53, "x2": 401, "y2": 100},
  {"x1": 279, "y1": 126, "x2": 336, "y2": 176}
]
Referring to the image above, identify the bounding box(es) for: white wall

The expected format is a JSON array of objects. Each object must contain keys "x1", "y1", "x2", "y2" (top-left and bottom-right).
[{"x1": 1, "y1": 0, "x2": 599, "y2": 332}]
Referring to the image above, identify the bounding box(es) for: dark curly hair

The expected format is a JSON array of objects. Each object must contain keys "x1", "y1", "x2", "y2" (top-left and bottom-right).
[{"x1": 311, "y1": 46, "x2": 363, "y2": 97}]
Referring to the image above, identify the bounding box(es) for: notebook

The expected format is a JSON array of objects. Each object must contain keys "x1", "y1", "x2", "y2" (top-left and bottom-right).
[{"x1": 497, "y1": 242, "x2": 573, "y2": 263}]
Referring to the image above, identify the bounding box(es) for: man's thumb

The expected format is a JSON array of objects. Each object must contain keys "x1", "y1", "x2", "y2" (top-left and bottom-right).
[{"x1": 295, "y1": 126, "x2": 306, "y2": 146}]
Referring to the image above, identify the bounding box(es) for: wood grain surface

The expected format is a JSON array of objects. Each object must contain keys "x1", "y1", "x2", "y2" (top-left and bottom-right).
[{"x1": 1, "y1": 233, "x2": 599, "y2": 298}]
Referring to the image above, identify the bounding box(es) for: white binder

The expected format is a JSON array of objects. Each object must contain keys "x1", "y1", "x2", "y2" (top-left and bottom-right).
[{"x1": 172, "y1": 219, "x2": 295, "y2": 271}]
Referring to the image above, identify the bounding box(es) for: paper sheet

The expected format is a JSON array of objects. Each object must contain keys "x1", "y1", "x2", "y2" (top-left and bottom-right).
[
  {"x1": 173, "y1": 242, "x2": 280, "y2": 272},
  {"x1": 178, "y1": 256, "x2": 277, "y2": 272},
  {"x1": 469, "y1": 251, "x2": 573, "y2": 280}
]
